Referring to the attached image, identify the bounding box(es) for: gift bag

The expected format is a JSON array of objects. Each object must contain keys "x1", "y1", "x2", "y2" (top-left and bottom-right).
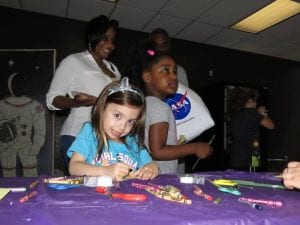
[{"x1": 165, "y1": 83, "x2": 215, "y2": 143}]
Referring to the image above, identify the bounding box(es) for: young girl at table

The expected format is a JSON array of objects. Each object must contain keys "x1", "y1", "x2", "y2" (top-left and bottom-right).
[
  {"x1": 67, "y1": 77, "x2": 159, "y2": 181},
  {"x1": 124, "y1": 40, "x2": 213, "y2": 174}
]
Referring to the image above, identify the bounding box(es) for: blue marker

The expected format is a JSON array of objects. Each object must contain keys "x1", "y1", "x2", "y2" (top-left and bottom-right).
[{"x1": 238, "y1": 199, "x2": 263, "y2": 210}]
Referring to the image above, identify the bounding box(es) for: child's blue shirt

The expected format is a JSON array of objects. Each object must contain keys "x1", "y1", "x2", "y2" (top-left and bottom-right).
[{"x1": 67, "y1": 122, "x2": 152, "y2": 170}]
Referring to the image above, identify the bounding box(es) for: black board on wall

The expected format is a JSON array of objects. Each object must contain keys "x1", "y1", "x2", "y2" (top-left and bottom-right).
[{"x1": 0, "y1": 49, "x2": 56, "y2": 177}]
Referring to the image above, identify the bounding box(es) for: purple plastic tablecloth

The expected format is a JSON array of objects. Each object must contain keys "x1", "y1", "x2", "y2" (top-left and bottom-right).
[{"x1": 1, "y1": 170, "x2": 300, "y2": 225}]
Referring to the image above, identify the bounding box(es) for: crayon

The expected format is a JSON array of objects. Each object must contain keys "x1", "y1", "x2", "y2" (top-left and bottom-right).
[
  {"x1": 29, "y1": 180, "x2": 39, "y2": 189},
  {"x1": 19, "y1": 190, "x2": 38, "y2": 203},
  {"x1": 193, "y1": 185, "x2": 213, "y2": 201}
]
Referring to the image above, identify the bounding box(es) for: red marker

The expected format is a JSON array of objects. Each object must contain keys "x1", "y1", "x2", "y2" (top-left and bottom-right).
[{"x1": 112, "y1": 193, "x2": 147, "y2": 202}]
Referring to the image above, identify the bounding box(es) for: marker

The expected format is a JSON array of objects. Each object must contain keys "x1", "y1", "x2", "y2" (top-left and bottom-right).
[
  {"x1": 239, "y1": 197, "x2": 283, "y2": 207},
  {"x1": 238, "y1": 199, "x2": 263, "y2": 210},
  {"x1": 19, "y1": 190, "x2": 38, "y2": 203},
  {"x1": 111, "y1": 193, "x2": 147, "y2": 202},
  {"x1": 9, "y1": 187, "x2": 27, "y2": 192}
]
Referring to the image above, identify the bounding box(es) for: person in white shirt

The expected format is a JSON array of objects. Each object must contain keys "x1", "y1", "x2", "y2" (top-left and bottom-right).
[{"x1": 46, "y1": 15, "x2": 120, "y2": 173}]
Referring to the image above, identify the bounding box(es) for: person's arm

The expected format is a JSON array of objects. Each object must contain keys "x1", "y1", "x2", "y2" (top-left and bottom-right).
[
  {"x1": 282, "y1": 161, "x2": 300, "y2": 189},
  {"x1": 46, "y1": 54, "x2": 97, "y2": 110},
  {"x1": 69, "y1": 152, "x2": 131, "y2": 181},
  {"x1": 258, "y1": 106, "x2": 275, "y2": 130},
  {"x1": 148, "y1": 122, "x2": 212, "y2": 160},
  {"x1": 52, "y1": 93, "x2": 97, "y2": 109}
]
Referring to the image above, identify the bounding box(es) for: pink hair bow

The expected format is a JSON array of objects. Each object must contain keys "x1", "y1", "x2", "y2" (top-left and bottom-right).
[{"x1": 147, "y1": 49, "x2": 155, "y2": 56}]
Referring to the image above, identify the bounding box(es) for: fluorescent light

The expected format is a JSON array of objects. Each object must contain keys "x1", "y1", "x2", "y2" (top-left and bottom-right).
[{"x1": 231, "y1": 0, "x2": 300, "y2": 33}]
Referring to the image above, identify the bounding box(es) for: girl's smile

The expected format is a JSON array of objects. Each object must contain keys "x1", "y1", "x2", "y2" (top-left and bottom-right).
[{"x1": 94, "y1": 27, "x2": 116, "y2": 60}]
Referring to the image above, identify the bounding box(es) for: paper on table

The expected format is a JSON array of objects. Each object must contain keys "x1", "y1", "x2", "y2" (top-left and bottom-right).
[{"x1": 0, "y1": 188, "x2": 10, "y2": 200}]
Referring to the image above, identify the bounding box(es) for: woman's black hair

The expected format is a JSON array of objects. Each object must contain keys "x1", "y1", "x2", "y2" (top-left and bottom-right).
[
  {"x1": 84, "y1": 15, "x2": 119, "y2": 52},
  {"x1": 123, "y1": 39, "x2": 173, "y2": 94}
]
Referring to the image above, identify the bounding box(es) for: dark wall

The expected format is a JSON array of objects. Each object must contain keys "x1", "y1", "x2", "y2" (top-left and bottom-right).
[{"x1": 2, "y1": 6, "x2": 300, "y2": 169}]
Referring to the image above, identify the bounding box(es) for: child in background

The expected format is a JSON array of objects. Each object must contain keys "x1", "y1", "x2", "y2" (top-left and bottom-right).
[
  {"x1": 124, "y1": 41, "x2": 213, "y2": 174},
  {"x1": 228, "y1": 87, "x2": 275, "y2": 171},
  {"x1": 67, "y1": 77, "x2": 159, "y2": 181}
]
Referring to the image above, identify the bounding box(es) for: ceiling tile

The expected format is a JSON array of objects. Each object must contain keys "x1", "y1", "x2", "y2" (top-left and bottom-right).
[
  {"x1": 143, "y1": 14, "x2": 191, "y2": 36},
  {"x1": 278, "y1": 45, "x2": 300, "y2": 62},
  {"x1": 118, "y1": 0, "x2": 168, "y2": 11},
  {"x1": 204, "y1": 28, "x2": 253, "y2": 47},
  {"x1": 260, "y1": 14, "x2": 300, "y2": 45},
  {"x1": 176, "y1": 21, "x2": 223, "y2": 43},
  {"x1": 22, "y1": 0, "x2": 68, "y2": 17},
  {"x1": 231, "y1": 34, "x2": 283, "y2": 58},
  {"x1": 233, "y1": 34, "x2": 281, "y2": 51},
  {"x1": 161, "y1": 0, "x2": 219, "y2": 20},
  {"x1": 0, "y1": 0, "x2": 20, "y2": 9},
  {"x1": 197, "y1": 0, "x2": 273, "y2": 27},
  {"x1": 68, "y1": 0, "x2": 115, "y2": 22},
  {"x1": 112, "y1": 4, "x2": 156, "y2": 31},
  {"x1": 264, "y1": 42, "x2": 300, "y2": 59}
]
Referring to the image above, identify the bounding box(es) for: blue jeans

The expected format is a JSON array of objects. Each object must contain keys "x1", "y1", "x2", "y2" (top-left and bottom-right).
[{"x1": 60, "y1": 135, "x2": 75, "y2": 174}]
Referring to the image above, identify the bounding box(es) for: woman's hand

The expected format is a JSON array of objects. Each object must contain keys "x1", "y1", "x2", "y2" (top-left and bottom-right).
[{"x1": 73, "y1": 92, "x2": 97, "y2": 107}]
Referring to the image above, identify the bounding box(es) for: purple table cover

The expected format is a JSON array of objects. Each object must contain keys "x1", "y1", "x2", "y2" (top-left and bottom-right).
[{"x1": 1, "y1": 170, "x2": 300, "y2": 225}]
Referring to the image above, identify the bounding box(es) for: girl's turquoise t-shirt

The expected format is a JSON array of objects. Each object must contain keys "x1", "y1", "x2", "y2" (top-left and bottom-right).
[{"x1": 67, "y1": 122, "x2": 152, "y2": 170}]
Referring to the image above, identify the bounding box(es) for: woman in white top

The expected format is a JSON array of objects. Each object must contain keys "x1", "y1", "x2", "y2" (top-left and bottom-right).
[{"x1": 46, "y1": 15, "x2": 120, "y2": 173}]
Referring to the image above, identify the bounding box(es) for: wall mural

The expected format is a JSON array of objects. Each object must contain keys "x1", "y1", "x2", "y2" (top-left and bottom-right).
[{"x1": 0, "y1": 49, "x2": 56, "y2": 177}]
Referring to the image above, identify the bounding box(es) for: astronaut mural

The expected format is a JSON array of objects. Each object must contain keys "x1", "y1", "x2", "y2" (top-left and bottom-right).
[{"x1": 0, "y1": 73, "x2": 46, "y2": 177}]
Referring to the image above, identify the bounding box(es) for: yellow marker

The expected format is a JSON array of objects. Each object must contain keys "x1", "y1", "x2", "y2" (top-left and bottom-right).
[{"x1": 212, "y1": 179, "x2": 237, "y2": 187}]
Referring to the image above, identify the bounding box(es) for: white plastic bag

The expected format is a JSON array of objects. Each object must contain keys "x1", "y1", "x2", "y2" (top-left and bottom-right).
[{"x1": 165, "y1": 83, "x2": 215, "y2": 142}]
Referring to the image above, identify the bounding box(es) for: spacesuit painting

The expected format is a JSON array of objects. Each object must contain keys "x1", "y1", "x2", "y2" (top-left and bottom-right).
[{"x1": 0, "y1": 73, "x2": 46, "y2": 177}]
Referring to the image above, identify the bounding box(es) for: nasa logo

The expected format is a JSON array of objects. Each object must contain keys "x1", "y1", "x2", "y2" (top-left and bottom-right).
[{"x1": 166, "y1": 91, "x2": 191, "y2": 120}]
